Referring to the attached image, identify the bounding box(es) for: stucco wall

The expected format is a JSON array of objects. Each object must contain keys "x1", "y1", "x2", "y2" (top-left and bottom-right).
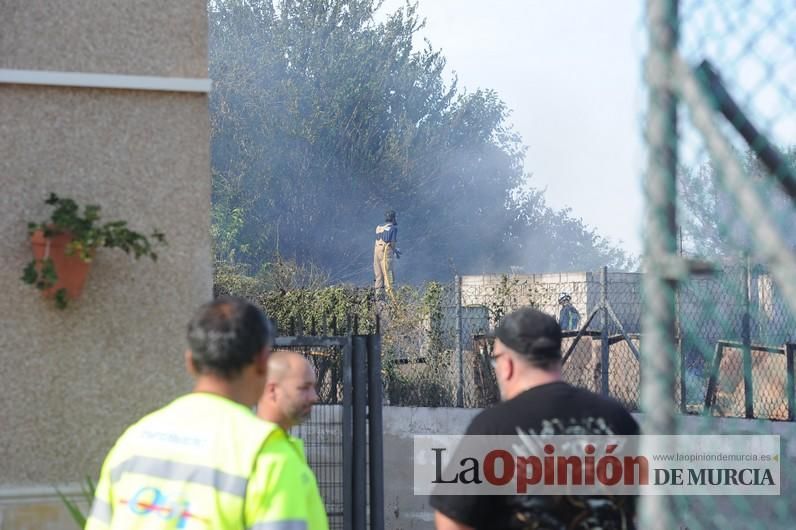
[
  {"x1": 0, "y1": 1, "x2": 210, "y2": 528},
  {"x1": 0, "y1": 0, "x2": 207, "y2": 77}
]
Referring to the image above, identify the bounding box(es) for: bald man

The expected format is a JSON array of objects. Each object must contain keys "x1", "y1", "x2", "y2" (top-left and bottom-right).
[
  {"x1": 257, "y1": 351, "x2": 329, "y2": 530},
  {"x1": 259, "y1": 350, "x2": 320, "y2": 430}
]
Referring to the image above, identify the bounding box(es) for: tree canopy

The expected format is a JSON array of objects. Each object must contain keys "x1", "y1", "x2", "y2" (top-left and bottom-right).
[
  {"x1": 678, "y1": 146, "x2": 796, "y2": 258},
  {"x1": 209, "y1": 0, "x2": 634, "y2": 284}
]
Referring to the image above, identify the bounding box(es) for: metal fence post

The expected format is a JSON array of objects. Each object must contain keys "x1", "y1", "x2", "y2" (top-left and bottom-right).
[
  {"x1": 642, "y1": 0, "x2": 679, "y2": 528},
  {"x1": 786, "y1": 343, "x2": 795, "y2": 422},
  {"x1": 704, "y1": 343, "x2": 724, "y2": 414},
  {"x1": 600, "y1": 266, "x2": 610, "y2": 396},
  {"x1": 455, "y1": 275, "x2": 464, "y2": 407},
  {"x1": 676, "y1": 270, "x2": 686, "y2": 413},
  {"x1": 742, "y1": 256, "x2": 754, "y2": 418},
  {"x1": 342, "y1": 336, "x2": 353, "y2": 530},
  {"x1": 351, "y1": 336, "x2": 367, "y2": 530},
  {"x1": 367, "y1": 334, "x2": 385, "y2": 530}
]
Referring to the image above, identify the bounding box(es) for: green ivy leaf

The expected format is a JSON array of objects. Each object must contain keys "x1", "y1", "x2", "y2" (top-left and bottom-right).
[
  {"x1": 54, "y1": 289, "x2": 69, "y2": 310},
  {"x1": 41, "y1": 258, "x2": 58, "y2": 285},
  {"x1": 23, "y1": 194, "x2": 167, "y2": 308},
  {"x1": 21, "y1": 261, "x2": 38, "y2": 285}
]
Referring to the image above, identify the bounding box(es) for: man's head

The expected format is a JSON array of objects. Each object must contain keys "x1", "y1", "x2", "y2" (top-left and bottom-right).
[
  {"x1": 384, "y1": 209, "x2": 397, "y2": 224},
  {"x1": 558, "y1": 292, "x2": 572, "y2": 306},
  {"x1": 257, "y1": 350, "x2": 319, "y2": 430},
  {"x1": 489, "y1": 306, "x2": 563, "y2": 400},
  {"x1": 185, "y1": 296, "x2": 274, "y2": 405}
]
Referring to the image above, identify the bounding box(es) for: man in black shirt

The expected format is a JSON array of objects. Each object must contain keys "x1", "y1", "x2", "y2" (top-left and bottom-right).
[{"x1": 430, "y1": 306, "x2": 639, "y2": 530}]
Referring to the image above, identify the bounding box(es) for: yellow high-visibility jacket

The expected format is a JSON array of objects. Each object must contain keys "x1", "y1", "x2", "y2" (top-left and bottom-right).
[{"x1": 85, "y1": 393, "x2": 328, "y2": 530}]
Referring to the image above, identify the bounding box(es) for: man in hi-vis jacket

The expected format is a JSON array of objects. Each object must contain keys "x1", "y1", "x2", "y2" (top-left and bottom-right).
[{"x1": 374, "y1": 209, "x2": 400, "y2": 299}]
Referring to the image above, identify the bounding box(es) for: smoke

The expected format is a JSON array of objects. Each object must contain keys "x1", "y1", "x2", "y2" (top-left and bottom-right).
[{"x1": 208, "y1": 0, "x2": 635, "y2": 286}]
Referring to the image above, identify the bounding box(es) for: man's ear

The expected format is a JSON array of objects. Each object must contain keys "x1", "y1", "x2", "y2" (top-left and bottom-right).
[
  {"x1": 257, "y1": 380, "x2": 274, "y2": 410},
  {"x1": 254, "y1": 346, "x2": 270, "y2": 377},
  {"x1": 505, "y1": 355, "x2": 515, "y2": 381},
  {"x1": 184, "y1": 350, "x2": 197, "y2": 376}
]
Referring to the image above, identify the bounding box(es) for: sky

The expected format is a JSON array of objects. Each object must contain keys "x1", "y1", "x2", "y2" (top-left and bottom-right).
[
  {"x1": 377, "y1": 0, "x2": 795, "y2": 260},
  {"x1": 380, "y1": 0, "x2": 647, "y2": 256}
]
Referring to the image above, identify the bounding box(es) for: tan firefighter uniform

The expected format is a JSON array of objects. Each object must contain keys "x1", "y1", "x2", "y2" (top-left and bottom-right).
[{"x1": 374, "y1": 221, "x2": 398, "y2": 297}]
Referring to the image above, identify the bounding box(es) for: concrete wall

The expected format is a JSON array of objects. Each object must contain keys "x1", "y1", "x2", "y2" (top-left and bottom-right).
[
  {"x1": 0, "y1": 1, "x2": 210, "y2": 528},
  {"x1": 459, "y1": 271, "x2": 643, "y2": 334},
  {"x1": 460, "y1": 269, "x2": 796, "y2": 344},
  {"x1": 460, "y1": 272, "x2": 591, "y2": 321},
  {"x1": 383, "y1": 407, "x2": 481, "y2": 530}
]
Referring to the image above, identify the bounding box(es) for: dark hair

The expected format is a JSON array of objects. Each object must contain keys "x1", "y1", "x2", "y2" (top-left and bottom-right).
[
  {"x1": 524, "y1": 356, "x2": 561, "y2": 371},
  {"x1": 186, "y1": 296, "x2": 274, "y2": 378},
  {"x1": 384, "y1": 209, "x2": 396, "y2": 223}
]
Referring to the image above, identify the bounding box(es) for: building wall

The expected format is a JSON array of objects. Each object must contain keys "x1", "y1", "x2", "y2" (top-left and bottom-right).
[
  {"x1": 460, "y1": 271, "x2": 643, "y2": 333},
  {"x1": 461, "y1": 272, "x2": 590, "y2": 315},
  {"x1": 0, "y1": 0, "x2": 207, "y2": 76},
  {"x1": 0, "y1": 1, "x2": 210, "y2": 527},
  {"x1": 461, "y1": 269, "x2": 796, "y2": 345}
]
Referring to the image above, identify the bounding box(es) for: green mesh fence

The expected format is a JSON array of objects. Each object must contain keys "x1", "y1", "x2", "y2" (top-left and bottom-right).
[
  {"x1": 382, "y1": 271, "x2": 644, "y2": 409},
  {"x1": 643, "y1": 0, "x2": 795, "y2": 528}
]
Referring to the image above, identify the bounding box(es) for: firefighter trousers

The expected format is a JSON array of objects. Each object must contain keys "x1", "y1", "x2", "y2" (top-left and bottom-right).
[{"x1": 373, "y1": 240, "x2": 394, "y2": 297}]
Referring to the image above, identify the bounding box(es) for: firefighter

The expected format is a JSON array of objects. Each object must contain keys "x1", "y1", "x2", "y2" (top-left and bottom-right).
[
  {"x1": 558, "y1": 292, "x2": 581, "y2": 331},
  {"x1": 374, "y1": 209, "x2": 400, "y2": 299},
  {"x1": 86, "y1": 297, "x2": 327, "y2": 530}
]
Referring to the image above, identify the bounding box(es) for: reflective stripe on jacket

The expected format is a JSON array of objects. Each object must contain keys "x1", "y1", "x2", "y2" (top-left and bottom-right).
[{"x1": 86, "y1": 393, "x2": 328, "y2": 530}]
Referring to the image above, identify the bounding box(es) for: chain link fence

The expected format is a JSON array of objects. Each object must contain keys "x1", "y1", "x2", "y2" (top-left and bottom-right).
[
  {"x1": 382, "y1": 269, "x2": 643, "y2": 408},
  {"x1": 225, "y1": 264, "x2": 796, "y2": 418},
  {"x1": 644, "y1": 0, "x2": 795, "y2": 527},
  {"x1": 679, "y1": 261, "x2": 796, "y2": 419},
  {"x1": 382, "y1": 263, "x2": 796, "y2": 419}
]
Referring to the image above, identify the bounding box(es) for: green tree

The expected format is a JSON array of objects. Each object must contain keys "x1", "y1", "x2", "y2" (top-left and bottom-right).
[
  {"x1": 678, "y1": 147, "x2": 796, "y2": 258},
  {"x1": 209, "y1": 0, "x2": 633, "y2": 283}
]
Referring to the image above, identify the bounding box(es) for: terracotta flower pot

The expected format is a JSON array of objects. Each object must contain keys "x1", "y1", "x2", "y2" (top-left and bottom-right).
[{"x1": 30, "y1": 229, "x2": 94, "y2": 300}]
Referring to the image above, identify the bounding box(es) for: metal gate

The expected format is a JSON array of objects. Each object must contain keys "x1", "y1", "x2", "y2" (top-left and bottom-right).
[{"x1": 273, "y1": 320, "x2": 384, "y2": 530}]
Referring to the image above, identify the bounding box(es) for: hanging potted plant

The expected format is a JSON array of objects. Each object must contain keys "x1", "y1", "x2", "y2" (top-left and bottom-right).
[{"x1": 22, "y1": 193, "x2": 166, "y2": 309}]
